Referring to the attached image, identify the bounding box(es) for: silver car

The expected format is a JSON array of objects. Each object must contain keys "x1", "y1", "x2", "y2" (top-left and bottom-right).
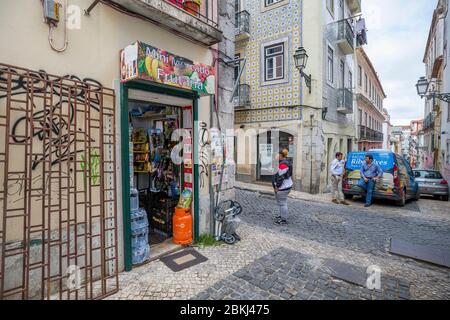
[{"x1": 413, "y1": 170, "x2": 449, "y2": 201}]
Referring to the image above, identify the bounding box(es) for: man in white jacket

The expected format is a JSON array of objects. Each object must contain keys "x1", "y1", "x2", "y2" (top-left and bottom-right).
[{"x1": 330, "y1": 152, "x2": 349, "y2": 205}]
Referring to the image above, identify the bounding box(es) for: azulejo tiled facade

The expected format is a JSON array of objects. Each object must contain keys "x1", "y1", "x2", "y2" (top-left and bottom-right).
[{"x1": 235, "y1": 0, "x2": 303, "y2": 124}]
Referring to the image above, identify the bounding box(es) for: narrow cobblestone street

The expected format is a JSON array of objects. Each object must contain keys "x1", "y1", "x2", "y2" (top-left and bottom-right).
[{"x1": 108, "y1": 189, "x2": 450, "y2": 300}]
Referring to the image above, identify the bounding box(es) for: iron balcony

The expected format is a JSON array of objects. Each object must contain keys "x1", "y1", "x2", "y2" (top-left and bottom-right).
[
  {"x1": 423, "y1": 112, "x2": 435, "y2": 130},
  {"x1": 233, "y1": 84, "x2": 251, "y2": 109},
  {"x1": 235, "y1": 10, "x2": 250, "y2": 42},
  {"x1": 336, "y1": 19, "x2": 355, "y2": 55},
  {"x1": 359, "y1": 125, "x2": 384, "y2": 142},
  {"x1": 109, "y1": 0, "x2": 223, "y2": 46},
  {"x1": 337, "y1": 88, "x2": 354, "y2": 114}
]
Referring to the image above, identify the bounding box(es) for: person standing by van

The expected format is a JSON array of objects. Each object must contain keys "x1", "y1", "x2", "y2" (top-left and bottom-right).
[
  {"x1": 272, "y1": 149, "x2": 293, "y2": 225},
  {"x1": 330, "y1": 152, "x2": 349, "y2": 205},
  {"x1": 360, "y1": 154, "x2": 383, "y2": 207}
]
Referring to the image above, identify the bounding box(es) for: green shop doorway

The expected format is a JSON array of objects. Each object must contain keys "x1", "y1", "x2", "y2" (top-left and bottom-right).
[{"x1": 120, "y1": 81, "x2": 200, "y2": 271}]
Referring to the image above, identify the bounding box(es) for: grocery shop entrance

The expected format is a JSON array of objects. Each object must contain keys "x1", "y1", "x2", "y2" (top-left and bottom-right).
[{"x1": 121, "y1": 81, "x2": 200, "y2": 271}]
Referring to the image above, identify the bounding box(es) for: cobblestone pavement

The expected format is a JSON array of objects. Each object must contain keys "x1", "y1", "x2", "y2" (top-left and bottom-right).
[{"x1": 107, "y1": 189, "x2": 450, "y2": 300}]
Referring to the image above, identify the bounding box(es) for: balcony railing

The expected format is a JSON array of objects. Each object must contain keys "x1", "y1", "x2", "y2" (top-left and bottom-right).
[
  {"x1": 233, "y1": 84, "x2": 251, "y2": 109},
  {"x1": 337, "y1": 88, "x2": 354, "y2": 114},
  {"x1": 110, "y1": 0, "x2": 222, "y2": 46},
  {"x1": 423, "y1": 113, "x2": 435, "y2": 130},
  {"x1": 359, "y1": 126, "x2": 384, "y2": 142},
  {"x1": 337, "y1": 19, "x2": 355, "y2": 55},
  {"x1": 235, "y1": 10, "x2": 250, "y2": 42}
]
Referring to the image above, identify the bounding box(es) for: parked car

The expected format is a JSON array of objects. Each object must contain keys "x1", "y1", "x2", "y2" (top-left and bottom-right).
[
  {"x1": 413, "y1": 170, "x2": 449, "y2": 201},
  {"x1": 343, "y1": 150, "x2": 419, "y2": 206}
]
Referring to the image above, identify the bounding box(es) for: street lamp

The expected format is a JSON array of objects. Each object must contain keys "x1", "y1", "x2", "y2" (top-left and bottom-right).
[
  {"x1": 415, "y1": 76, "x2": 429, "y2": 98},
  {"x1": 415, "y1": 76, "x2": 450, "y2": 103},
  {"x1": 294, "y1": 47, "x2": 312, "y2": 94}
]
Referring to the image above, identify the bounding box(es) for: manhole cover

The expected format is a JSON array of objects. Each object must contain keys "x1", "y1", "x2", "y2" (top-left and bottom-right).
[{"x1": 315, "y1": 213, "x2": 347, "y2": 224}]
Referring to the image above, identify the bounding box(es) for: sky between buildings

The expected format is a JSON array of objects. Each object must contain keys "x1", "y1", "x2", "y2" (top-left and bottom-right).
[{"x1": 362, "y1": 0, "x2": 438, "y2": 126}]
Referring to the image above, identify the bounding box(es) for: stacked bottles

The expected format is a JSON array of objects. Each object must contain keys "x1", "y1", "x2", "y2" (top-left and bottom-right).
[{"x1": 130, "y1": 201, "x2": 150, "y2": 265}]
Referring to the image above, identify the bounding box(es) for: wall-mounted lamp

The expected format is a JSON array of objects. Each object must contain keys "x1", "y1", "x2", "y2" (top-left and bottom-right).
[
  {"x1": 416, "y1": 76, "x2": 450, "y2": 103},
  {"x1": 294, "y1": 47, "x2": 312, "y2": 94}
]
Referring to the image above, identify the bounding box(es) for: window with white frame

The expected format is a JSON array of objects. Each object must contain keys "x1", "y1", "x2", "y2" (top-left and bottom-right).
[
  {"x1": 327, "y1": 46, "x2": 334, "y2": 83},
  {"x1": 264, "y1": 43, "x2": 284, "y2": 82},
  {"x1": 265, "y1": 0, "x2": 283, "y2": 7}
]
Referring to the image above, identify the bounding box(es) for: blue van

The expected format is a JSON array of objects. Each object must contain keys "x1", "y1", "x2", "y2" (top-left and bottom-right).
[{"x1": 343, "y1": 150, "x2": 419, "y2": 206}]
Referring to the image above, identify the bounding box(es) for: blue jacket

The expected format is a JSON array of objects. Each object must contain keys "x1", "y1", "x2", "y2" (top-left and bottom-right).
[{"x1": 361, "y1": 161, "x2": 383, "y2": 179}]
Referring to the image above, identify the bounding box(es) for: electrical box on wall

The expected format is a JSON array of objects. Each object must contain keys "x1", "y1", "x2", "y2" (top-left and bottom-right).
[{"x1": 44, "y1": 0, "x2": 60, "y2": 23}]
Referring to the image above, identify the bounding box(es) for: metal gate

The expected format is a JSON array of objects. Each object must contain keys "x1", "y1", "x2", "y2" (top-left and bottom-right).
[{"x1": 0, "y1": 63, "x2": 119, "y2": 300}]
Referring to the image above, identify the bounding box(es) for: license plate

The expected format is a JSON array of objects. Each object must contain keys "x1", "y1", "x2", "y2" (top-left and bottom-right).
[{"x1": 347, "y1": 180, "x2": 356, "y2": 185}]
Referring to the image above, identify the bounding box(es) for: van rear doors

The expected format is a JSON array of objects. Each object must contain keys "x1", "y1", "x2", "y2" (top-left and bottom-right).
[{"x1": 345, "y1": 152, "x2": 396, "y2": 194}]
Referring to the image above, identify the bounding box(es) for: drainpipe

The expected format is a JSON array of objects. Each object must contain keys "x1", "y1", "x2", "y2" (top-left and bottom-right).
[
  {"x1": 310, "y1": 114, "x2": 314, "y2": 193},
  {"x1": 209, "y1": 47, "x2": 220, "y2": 236}
]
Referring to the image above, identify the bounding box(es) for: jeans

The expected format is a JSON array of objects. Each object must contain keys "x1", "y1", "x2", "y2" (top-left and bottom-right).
[
  {"x1": 331, "y1": 175, "x2": 344, "y2": 201},
  {"x1": 359, "y1": 178, "x2": 376, "y2": 205},
  {"x1": 275, "y1": 189, "x2": 291, "y2": 220}
]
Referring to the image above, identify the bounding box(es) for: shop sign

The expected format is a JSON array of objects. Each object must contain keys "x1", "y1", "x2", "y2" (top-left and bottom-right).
[{"x1": 120, "y1": 41, "x2": 215, "y2": 95}]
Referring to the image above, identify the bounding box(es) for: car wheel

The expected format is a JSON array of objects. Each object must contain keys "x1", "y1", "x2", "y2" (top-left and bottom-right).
[
  {"x1": 396, "y1": 189, "x2": 406, "y2": 207},
  {"x1": 344, "y1": 194, "x2": 353, "y2": 200}
]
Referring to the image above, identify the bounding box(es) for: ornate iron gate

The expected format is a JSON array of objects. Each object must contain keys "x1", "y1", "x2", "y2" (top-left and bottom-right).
[{"x1": 0, "y1": 63, "x2": 119, "y2": 300}]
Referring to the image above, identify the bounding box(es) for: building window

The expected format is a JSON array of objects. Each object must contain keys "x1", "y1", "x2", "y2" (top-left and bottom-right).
[
  {"x1": 340, "y1": 60, "x2": 345, "y2": 88},
  {"x1": 234, "y1": 53, "x2": 241, "y2": 82},
  {"x1": 364, "y1": 73, "x2": 368, "y2": 93},
  {"x1": 348, "y1": 71, "x2": 353, "y2": 89},
  {"x1": 265, "y1": 0, "x2": 283, "y2": 7},
  {"x1": 264, "y1": 43, "x2": 284, "y2": 81},
  {"x1": 358, "y1": 66, "x2": 362, "y2": 87},
  {"x1": 448, "y1": 103, "x2": 450, "y2": 122},
  {"x1": 327, "y1": 0, "x2": 334, "y2": 16},
  {"x1": 327, "y1": 46, "x2": 334, "y2": 83},
  {"x1": 338, "y1": 0, "x2": 344, "y2": 19}
]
